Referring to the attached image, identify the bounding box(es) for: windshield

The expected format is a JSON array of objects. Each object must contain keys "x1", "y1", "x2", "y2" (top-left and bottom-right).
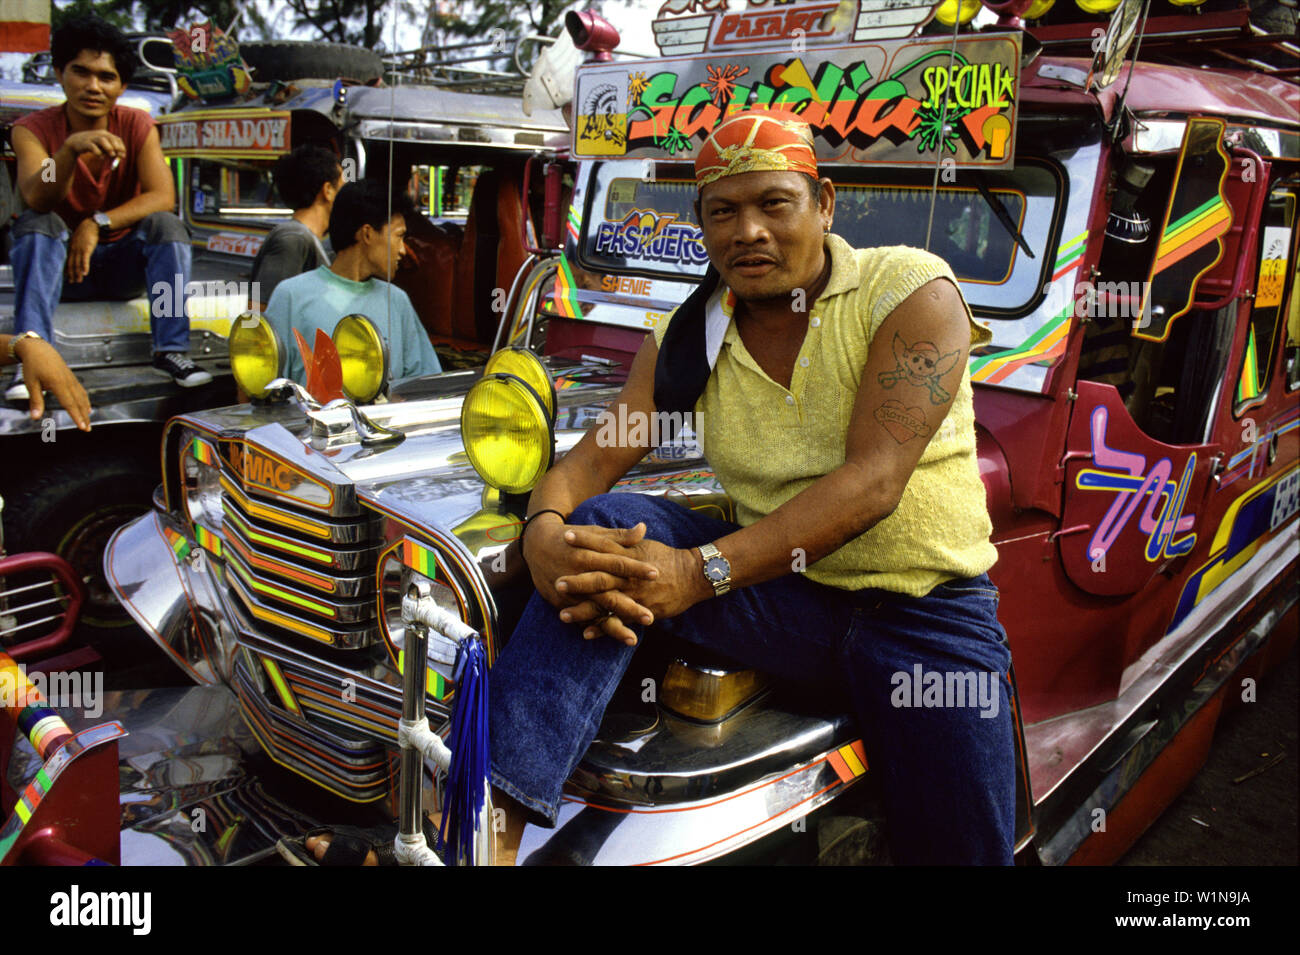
[{"x1": 579, "y1": 159, "x2": 1062, "y2": 318}]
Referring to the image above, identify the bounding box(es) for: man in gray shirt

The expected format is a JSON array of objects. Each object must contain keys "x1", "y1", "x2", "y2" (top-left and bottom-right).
[{"x1": 250, "y1": 144, "x2": 343, "y2": 310}]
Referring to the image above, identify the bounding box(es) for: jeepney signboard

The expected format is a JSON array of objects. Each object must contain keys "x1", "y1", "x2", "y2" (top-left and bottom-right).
[
  {"x1": 573, "y1": 32, "x2": 1020, "y2": 168},
  {"x1": 158, "y1": 110, "x2": 292, "y2": 158},
  {"x1": 652, "y1": 0, "x2": 940, "y2": 57}
]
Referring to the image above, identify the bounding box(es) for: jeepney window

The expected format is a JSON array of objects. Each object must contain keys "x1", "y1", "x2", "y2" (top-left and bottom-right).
[
  {"x1": 410, "y1": 165, "x2": 479, "y2": 219},
  {"x1": 1235, "y1": 189, "x2": 1297, "y2": 413},
  {"x1": 189, "y1": 157, "x2": 285, "y2": 220},
  {"x1": 579, "y1": 159, "x2": 1060, "y2": 317}
]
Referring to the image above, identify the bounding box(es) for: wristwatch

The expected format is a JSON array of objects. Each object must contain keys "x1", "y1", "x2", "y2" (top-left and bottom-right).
[
  {"x1": 698, "y1": 542, "x2": 732, "y2": 597},
  {"x1": 7, "y1": 330, "x2": 43, "y2": 361},
  {"x1": 92, "y1": 211, "x2": 112, "y2": 232}
]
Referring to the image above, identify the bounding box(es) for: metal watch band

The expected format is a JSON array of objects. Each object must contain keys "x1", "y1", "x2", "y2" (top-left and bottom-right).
[
  {"x1": 699, "y1": 542, "x2": 732, "y2": 597},
  {"x1": 8, "y1": 330, "x2": 42, "y2": 361}
]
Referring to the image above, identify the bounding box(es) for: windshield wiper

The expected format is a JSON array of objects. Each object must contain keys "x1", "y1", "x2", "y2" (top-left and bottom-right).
[{"x1": 970, "y1": 172, "x2": 1035, "y2": 260}]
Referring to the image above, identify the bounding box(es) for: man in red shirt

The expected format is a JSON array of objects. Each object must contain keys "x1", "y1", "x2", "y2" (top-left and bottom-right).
[{"x1": 5, "y1": 15, "x2": 211, "y2": 402}]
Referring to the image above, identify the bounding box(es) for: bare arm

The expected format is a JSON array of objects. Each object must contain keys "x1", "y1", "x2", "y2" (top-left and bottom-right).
[
  {"x1": 715, "y1": 278, "x2": 971, "y2": 589},
  {"x1": 98, "y1": 127, "x2": 175, "y2": 230},
  {"x1": 11, "y1": 125, "x2": 79, "y2": 212},
  {"x1": 558, "y1": 278, "x2": 973, "y2": 636}
]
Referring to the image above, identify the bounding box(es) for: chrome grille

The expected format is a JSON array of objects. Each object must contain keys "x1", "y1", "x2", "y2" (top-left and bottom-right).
[{"x1": 217, "y1": 463, "x2": 386, "y2": 650}]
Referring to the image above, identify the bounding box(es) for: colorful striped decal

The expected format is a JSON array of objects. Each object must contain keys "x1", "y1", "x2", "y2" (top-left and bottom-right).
[
  {"x1": 225, "y1": 526, "x2": 336, "y2": 592},
  {"x1": 1153, "y1": 195, "x2": 1232, "y2": 274},
  {"x1": 260, "y1": 656, "x2": 301, "y2": 715},
  {"x1": 971, "y1": 231, "x2": 1087, "y2": 384},
  {"x1": 566, "y1": 203, "x2": 582, "y2": 244},
  {"x1": 162, "y1": 525, "x2": 191, "y2": 561},
  {"x1": 195, "y1": 523, "x2": 223, "y2": 558},
  {"x1": 0, "y1": 652, "x2": 73, "y2": 759},
  {"x1": 222, "y1": 505, "x2": 335, "y2": 564},
  {"x1": 554, "y1": 375, "x2": 584, "y2": 390},
  {"x1": 227, "y1": 556, "x2": 336, "y2": 617},
  {"x1": 191, "y1": 437, "x2": 217, "y2": 466},
  {"x1": 826, "y1": 739, "x2": 868, "y2": 783},
  {"x1": 401, "y1": 538, "x2": 439, "y2": 580},
  {"x1": 549, "y1": 256, "x2": 581, "y2": 319},
  {"x1": 397, "y1": 650, "x2": 450, "y2": 700},
  {"x1": 1236, "y1": 324, "x2": 1261, "y2": 404}
]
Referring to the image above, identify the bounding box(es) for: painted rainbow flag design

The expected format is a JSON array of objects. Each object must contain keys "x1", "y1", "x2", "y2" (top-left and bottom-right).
[
  {"x1": 401, "y1": 539, "x2": 439, "y2": 580},
  {"x1": 1153, "y1": 195, "x2": 1232, "y2": 273},
  {"x1": 550, "y1": 257, "x2": 581, "y2": 319},
  {"x1": 827, "y1": 739, "x2": 869, "y2": 783},
  {"x1": 971, "y1": 231, "x2": 1087, "y2": 384}
]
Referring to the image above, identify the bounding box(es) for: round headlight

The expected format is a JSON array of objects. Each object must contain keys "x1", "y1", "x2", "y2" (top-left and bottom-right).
[
  {"x1": 1075, "y1": 0, "x2": 1120, "y2": 13},
  {"x1": 332, "y1": 314, "x2": 389, "y2": 404},
  {"x1": 484, "y1": 346, "x2": 556, "y2": 422},
  {"x1": 228, "y1": 312, "x2": 283, "y2": 399},
  {"x1": 461, "y1": 373, "x2": 553, "y2": 495},
  {"x1": 934, "y1": 0, "x2": 981, "y2": 25},
  {"x1": 1023, "y1": 0, "x2": 1055, "y2": 17}
]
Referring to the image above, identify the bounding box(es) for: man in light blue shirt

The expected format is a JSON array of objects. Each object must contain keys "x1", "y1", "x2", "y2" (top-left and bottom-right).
[{"x1": 266, "y1": 179, "x2": 441, "y2": 387}]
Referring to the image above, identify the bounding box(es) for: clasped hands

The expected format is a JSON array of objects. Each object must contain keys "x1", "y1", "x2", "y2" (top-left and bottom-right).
[{"x1": 522, "y1": 515, "x2": 706, "y2": 646}]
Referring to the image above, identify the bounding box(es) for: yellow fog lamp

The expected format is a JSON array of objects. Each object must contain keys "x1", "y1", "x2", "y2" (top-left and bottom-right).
[
  {"x1": 228, "y1": 312, "x2": 284, "y2": 399},
  {"x1": 332, "y1": 314, "x2": 389, "y2": 404},
  {"x1": 1075, "y1": 0, "x2": 1121, "y2": 13},
  {"x1": 934, "y1": 0, "x2": 981, "y2": 25},
  {"x1": 1024, "y1": 0, "x2": 1055, "y2": 17},
  {"x1": 484, "y1": 346, "x2": 556, "y2": 423},
  {"x1": 461, "y1": 373, "x2": 554, "y2": 497}
]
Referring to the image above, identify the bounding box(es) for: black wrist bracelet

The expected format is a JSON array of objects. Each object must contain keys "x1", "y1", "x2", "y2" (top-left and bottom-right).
[{"x1": 521, "y1": 508, "x2": 568, "y2": 543}]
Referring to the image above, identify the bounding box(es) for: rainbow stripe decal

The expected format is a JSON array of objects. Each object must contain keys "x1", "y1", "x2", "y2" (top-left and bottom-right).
[
  {"x1": 0, "y1": 652, "x2": 74, "y2": 760},
  {"x1": 401, "y1": 538, "x2": 439, "y2": 580},
  {"x1": 195, "y1": 523, "x2": 223, "y2": 558},
  {"x1": 162, "y1": 525, "x2": 192, "y2": 562},
  {"x1": 826, "y1": 739, "x2": 868, "y2": 783},
  {"x1": 397, "y1": 650, "x2": 450, "y2": 700},
  {"x1": 549, "y1": 256, "x2": 582, "y2": 319},
  {"x1": 1153, "y1": 195, "x2": 1232, "y2": 274},
  {"x1": 1236, "y1": 324, "x2": 1261, "y2": 404},
  {"x1": 566, "y1": 203, "x2": 582, "y2": 245},
  {"x1": 970, "y1": 231, "x2": 1086, "y2": 384},
  {"x1": 191, "y1": 437, "x2": 218, "y2": 466}
]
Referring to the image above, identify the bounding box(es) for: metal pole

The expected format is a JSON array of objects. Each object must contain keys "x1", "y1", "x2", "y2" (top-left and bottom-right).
[{"x1": 398, "y1": 584, "x2": 430, "y2": 845}]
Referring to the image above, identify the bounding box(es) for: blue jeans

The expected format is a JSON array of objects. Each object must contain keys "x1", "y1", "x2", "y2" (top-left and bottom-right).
[
  {"x1": 490, "y1": 492, "x2": 1016, "y2": 865},
  {"x1": 10, "y1": 210, "x2": 192, "y2": 353}
]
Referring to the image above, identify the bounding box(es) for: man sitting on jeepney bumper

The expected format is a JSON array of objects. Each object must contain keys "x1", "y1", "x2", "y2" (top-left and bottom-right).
[
  {"x1": 310, "y1": 113, "x2": 1015, "y2": 866},
  {"x1": 5, "y1": 15, "x2": 212, "y2": 402},
  {"x1": 264, "y1": 178, "x2": 441, "y2": 386}
]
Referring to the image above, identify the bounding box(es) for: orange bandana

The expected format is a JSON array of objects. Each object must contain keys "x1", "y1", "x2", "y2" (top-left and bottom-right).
[{"x1": 694, "y1": 112, "x2": 819, "y2": 189}]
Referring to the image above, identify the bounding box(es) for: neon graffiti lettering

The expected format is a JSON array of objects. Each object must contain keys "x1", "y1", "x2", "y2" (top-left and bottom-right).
[{"x1": 1075, "y1": 406, "x2": 1198, "y2": 562}]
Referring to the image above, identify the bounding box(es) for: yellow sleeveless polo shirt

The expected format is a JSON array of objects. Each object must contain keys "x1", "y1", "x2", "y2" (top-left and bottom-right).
[{"x1": 654, "y1": 234, "x2": 997, "y2": 596}]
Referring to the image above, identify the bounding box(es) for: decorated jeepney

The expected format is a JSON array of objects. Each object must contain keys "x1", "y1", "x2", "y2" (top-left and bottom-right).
[{"x1": 3, "y1": 0, "x2": 1297, "y2": 865}]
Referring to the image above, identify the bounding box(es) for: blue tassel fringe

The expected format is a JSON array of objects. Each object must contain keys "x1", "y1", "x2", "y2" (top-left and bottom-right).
[{"x1": 437, "y1": 637, "x2": 489, "y2": 865}]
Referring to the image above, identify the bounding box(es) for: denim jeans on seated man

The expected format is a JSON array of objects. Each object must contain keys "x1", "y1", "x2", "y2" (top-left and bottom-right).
[
  {"x1": 10, "y1": 208, "x2": 193, "y2": 352},
  {"x1": 489, "y1": 492, "x2": 1017, "y2": 866}
]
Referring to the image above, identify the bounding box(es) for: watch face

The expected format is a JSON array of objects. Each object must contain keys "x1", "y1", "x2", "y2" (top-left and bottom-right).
[{"x1": 704, "y1": 556, "x2": 729, "y2": 581}]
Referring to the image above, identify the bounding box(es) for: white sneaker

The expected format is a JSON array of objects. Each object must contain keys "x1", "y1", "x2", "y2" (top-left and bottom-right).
[
  {"x1": 153, "y1": 352, "x2": 214, "y2": 388},
  {"x1": 4, "y1": 367, "x2": 29, "y2": 402}
]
